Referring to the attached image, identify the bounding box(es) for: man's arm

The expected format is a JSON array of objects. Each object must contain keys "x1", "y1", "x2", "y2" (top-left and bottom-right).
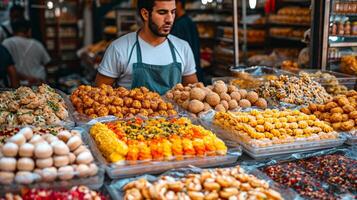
[
  {"x1": 7, "y1": 65, "x2": 19, "y2": 88},
  {"x1": 182, "y1": 73, "x2": 198, "y2": 85},
  {"x1": 95, "y1": 73, "x2": 116, "y2": 86}
]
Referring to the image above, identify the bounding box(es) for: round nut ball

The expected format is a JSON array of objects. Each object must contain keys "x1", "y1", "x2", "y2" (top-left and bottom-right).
[
  {"x1": 228, "y1": 100, "x2": 239, "y2": 110},
  {"x1": 220, "y1": 100, "x2": 229, "y2": 110},
  {"x1": 206, "y1": 93, "x2": 220, "y2": 107},
  {"x1": 246, "y1": 91, "x2": 259, "y2": 104},
  {"x1": 255, "y1": 98, "x2": 268, "y2": 109},
  {"x1": 230, "y1": 92, "x2": 241, "y2": 101},
  {"x1": 238, "y1": 89, "x2": 248, "y2": 98},
  {"x1": 188, "y1": 100, "x2": 204, "y2": 114},
  {"x1": 239, "y1": 99, "x2": 252, "y2": 108},
  {"x1": 215, "y1": 104, "x2": 226, "y2": 112},
  {"x1": 228, "y1": 85, "x2": 238, "y2": 93},
  {"x1": 2, "y1": 143, "x2": 18, "y2": 157},
  {"x1": 190, "y1": 88, "x2": 206, "y2": 101},
  {"x1": 220, "y1": 93, "x2": 231, "y2": 101},
  {"x1": 213, "y1": 83, "x2": 228, "y2": 94}
]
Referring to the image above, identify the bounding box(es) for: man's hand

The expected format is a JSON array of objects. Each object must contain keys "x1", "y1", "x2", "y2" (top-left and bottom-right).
[
  {"x1": 95, "y1": 73, "x2": 116, "y2": 86},
  {"x1": 182, "y1": 73, "x2": 198, "y2": 85}
]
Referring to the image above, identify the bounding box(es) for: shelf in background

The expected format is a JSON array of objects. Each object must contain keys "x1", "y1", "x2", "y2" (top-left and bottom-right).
[
  {"x1": 329, "y1": 42, "x2": 357, "y2": 47},
  {"x1": 270, "y1": 35, "x2": 303, "y2": 42},
  {"x1": 329, "y1": 35, "x2": 357, "y2": 39},
  {"x1": 331, "y1": 12, "x2": 357, "y2": 17},
  {"x1": 217, "y1": 37, "x2": 234, "y2": 43},
  {"x1": 268, "y1": 21, "x2": 310, "y2": 27}
]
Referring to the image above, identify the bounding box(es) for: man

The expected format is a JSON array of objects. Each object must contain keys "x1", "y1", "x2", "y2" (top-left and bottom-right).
[
  {"x1": 0, "y1": 5, "x2": 25, "y2": 42},
  {"x1": 0, "y1": 44, "x2": 19, "y2": 88},
  {"x1": 2, "y1": 20, "x2": 51, "y2": 85},
  {"x1": 95, "y1": 0, "x2": 198, "y2": 95},
  {"x1": 171, "y1": 0, "x2": 205, "y2": 83}
]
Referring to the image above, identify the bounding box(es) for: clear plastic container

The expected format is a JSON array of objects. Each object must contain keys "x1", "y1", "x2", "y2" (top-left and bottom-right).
[
  {"x1": 295, "y1": 69, "x2": 357, "y2": 89},
  {"x1": 255, "y1": 148, "x2": 357, "y2": 198},
  {"x1": 0, "y1": 88, "x2": 75, "y2": 128},
  {"x1": 343, "y1": 130, "x2": 357, "y2": 145},
  {"x1": 105, "y1": 166, "x2": 299, "y2": 200},
  {"x1": 229, "y1": 66, "x2": 294, "y2": 77},
  {"x1": 82, "y1": 119, "x2": 242, "y2": 179},
  {"x1": 200, "y1": 118, "x2": 346, "y2": 159},
  {"x1": 0, "y1": 127, "x2": 105, "y2": 193}
]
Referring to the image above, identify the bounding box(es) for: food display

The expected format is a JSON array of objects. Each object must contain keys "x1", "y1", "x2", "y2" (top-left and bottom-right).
[
  {"x1": 213, "y1": 109, "x2": 339, "y2": 148},
  {"x1": 333, "y1": 1, "x2": 357, "y2": 14},
  {"x1": 238, "y1": 29, "x2": 265, "y2": 43},
  {"x1": 123, "y1": 166, "x2": 283, "y2": 200},
  {"x1": 1, "y1": 185, "x2": 107, "y2": 200},
  {"x1": 0, "y1": 84, "x2": 70, "y2": 126},
  {"x1": 270, "y1": 28, "x2": 305, "y2": 39},
  {"x1": 0, "y1": 127, "x2": 99, "y2": 185},
  {"x1": 263, "y1": 163, "x2": 337, "y2": 199},
  {"x1": 89, "y1": 117, "x2": 227, "y2": 163},
  {"x1": 269, "y1": 6, "x2": 310, "y2": 25},
  {"x1": 298, "y1": 71, "x2": 349, "y2": 95},
  {"x1": 262, "y1": 153, "x2": 357, "y2": 199},
  {"x1": 166, "y1": 82, "x2": 268, "y2": 117},
  {"x1": 0, "y1": 126, "x2": 66, "y2": 144},
  {"x1": 340, "y1": 55, "x2": 357, "y2": 75},
  {"x1": 71, "y1": 85, "x2": 177, "y2": 119},
  {"x1": 296, "y1": 154, "x2": 357, "y2": 194},
  {"x1": 300, "y1": 90, "x2": 357, "y2": 132},
  {"x1": 257, "y1": 73, "x2": 332, "y2": 105},
  {"x1": 230, "y1": 72, "x2": 279, "y2": 90},
  {"x1": 281, "y1": 60, "x2": 300, "y2": 73}
]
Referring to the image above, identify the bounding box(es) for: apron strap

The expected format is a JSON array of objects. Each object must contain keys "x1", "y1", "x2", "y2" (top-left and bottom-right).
[
  {"x1": 127, "y1": 42, "x2": 137, "y2": 66},
  {"x1": 135, "y1": 33, "x2": 143, "y2": 63},
  {"x1": 135, "y1": 32, "x2": 178, "y2": 64},
  {"x1": 167, "y1": 38, "x2": 177, "y2": 63}
]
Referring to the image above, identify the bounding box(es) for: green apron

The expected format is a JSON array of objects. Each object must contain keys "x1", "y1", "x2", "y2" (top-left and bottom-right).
[{"x1": 129, "y1": 32, "x2": 182, "y2": 95}]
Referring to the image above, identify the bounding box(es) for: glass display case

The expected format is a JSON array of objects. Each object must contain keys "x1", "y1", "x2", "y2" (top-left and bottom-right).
[{"x1": 320, "y1": 0, "x2": 357, "y2": 74}]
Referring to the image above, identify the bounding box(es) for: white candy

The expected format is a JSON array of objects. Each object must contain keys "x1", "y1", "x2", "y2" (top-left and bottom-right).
[
  {"x1": 19, "y1": 143, "x2": 35, "y2": 157},
  {"x1": 0, "y1": 172, "x2": 15, "y2": 184},
  {"x1": 76, "y1": 151, "x2": 93, "y2": 164},
  {"x1": 8, "y1": 134, "x2": 26, "y2": 146},
  {"x1": 0, "y1": 157, "x2": 17, "y2": 171},
  {"x1": 18, "y1": 127, "x2": 33, "y2": 140},
  {"x1": 17, "y1": 158, "x2": 35, "y2": 171},
  {"x1": 2, "y1": 142, "x2": 18, "y2": 157},
  {"x1": 35, "y1": 143, "x2": 53, "y2": 159},
  {"x1": 58, "y1": 166, "x2": 74, "y2": 180}
]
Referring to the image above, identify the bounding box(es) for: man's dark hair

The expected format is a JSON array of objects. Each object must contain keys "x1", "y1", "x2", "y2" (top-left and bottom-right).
[
  {"x1": 10, "y1": 4, "x2": 25, "y2": 14},
  {"x1": 177, "y1": 0, "x2": 186, "y2": 7},
  {"x1": 137, "y1": 0, "x2": 174, "y2": 20},
  {"x1": 9, "y1": 4, "x2": 25, "y2": 21},
  {"x1": 11, "y1": 19, "x2": 30, "y2": 34}
]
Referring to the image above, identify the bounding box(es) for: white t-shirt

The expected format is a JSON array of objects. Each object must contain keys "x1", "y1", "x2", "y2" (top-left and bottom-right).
[
  {"x1": 2, "y1": 36, "x2": 50, "y2": 80},
  {"x1": 98, "y1": 32, "x2": 196, "y2": 88}
]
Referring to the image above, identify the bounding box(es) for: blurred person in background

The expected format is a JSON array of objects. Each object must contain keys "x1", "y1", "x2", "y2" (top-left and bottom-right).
[
  {"x1": 0, "y1": 44, "x2": 19, "y2": 88},
  {"x1": 171, "y1": 0, "x2": 205, "y2": 84},
  {"x1": 0, "y1": 4, "x2": 25, "y2": 42},
  {"x1": 2, "y1": 19, "x2": 51, "y2": 85}
]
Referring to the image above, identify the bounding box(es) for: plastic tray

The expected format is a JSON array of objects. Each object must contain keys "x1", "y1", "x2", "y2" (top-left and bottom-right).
[
  {"x1": 200, "y1": 117, "x2": 346, "y2": 159},
  {"x1": 343, "y1": 130, "x2": 357, "y2": 145},
  {"x1": 0, "y1": 127, "x2": 105, "y2": 193},
  {"x1": 0, "y1": 88, "x2": 75, "y2": 128},
  {"x1": 229, "y1": 66, "x2": 294, "y2": 77},
  {"x1": 296, "y1": 69, "x2": 357, "y2": 88},
  {"x1": 106, "y1": 166, "x2": 299, "y2": 200},
  {"x1": 82, "y1": 118, "x2": 242, "y2": 179},
  {"x1": 253, "y1": 148, "x2": 357, "y2": 199}
]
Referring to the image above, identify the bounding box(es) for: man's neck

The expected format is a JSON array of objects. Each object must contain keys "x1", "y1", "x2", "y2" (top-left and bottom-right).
[
  {"x1": 14, "y1": 32, "x2": 28, "y2": 38},
  {"x1": 139, "y1": 26, "x2": 167, "y2": 47}
]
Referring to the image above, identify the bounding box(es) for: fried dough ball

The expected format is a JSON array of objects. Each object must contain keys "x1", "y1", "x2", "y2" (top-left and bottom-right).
[
  {"x1": 342, "y1": 105, "x2": 355, "y2": 113},
  {"x1": 330, "y1": 107, "x2": 344, "y2": 114},
  {"x1": 330, "y1": 113, "x2": 343, "y2": 123},
  {"x1": 337, "y1": 97, "x2": 350, "y2": 107},
  {"x1": 341, "y1": 120, "x2": 355, "y2": 131},
  {"x1": 300, "y1": 107, "x2": 311, "y2": 115},
  {"x1": 308, "y1": 104, "x2": 318, "y2": 112},
  {"x1": 324, "y1": 102, "x2": 338, "y2": 111},
  {"x1": 349, "y1": 111, "x2": 357, "y2": 119}
]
